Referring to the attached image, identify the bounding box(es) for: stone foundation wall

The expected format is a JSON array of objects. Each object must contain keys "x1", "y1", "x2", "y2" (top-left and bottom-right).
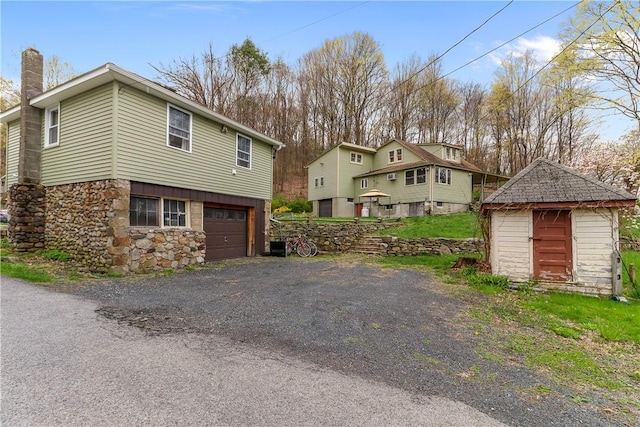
[
  {"x1": 127, "y1": 228, "x2": 206, "y2": 273},
  {"x1": 7, "y1": 183, "x2": 46, "y2": 251},
  {"x1": 44, "y1": 179, "x2": 207, "y2": 274},
  {"x1": 45, "y1": 179, "x2": 130, "y2": 270}
]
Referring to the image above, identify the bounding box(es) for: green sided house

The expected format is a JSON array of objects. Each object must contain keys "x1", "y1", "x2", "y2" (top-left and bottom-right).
[
  {"x1": 1, "y1": 48, "x2": 284, "y2": 273},
  {"x1": 307, "y1": 138, "x2": 504, "y2": 218}
]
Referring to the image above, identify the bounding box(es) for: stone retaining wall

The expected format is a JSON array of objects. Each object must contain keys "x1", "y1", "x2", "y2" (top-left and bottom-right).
[
  {"x1": 269, "y1": 221, "x2": 483, "y2": 256},
  {"x1": 382, "y1": 236, "x2": 483, "y2": 256}
]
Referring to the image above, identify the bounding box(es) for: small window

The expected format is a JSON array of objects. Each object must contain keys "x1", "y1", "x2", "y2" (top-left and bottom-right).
[
  {"x1": 130, "y1": 196, "x2": 159, "y2": 227},
  {"x1": 237, "y1": 134, "x2": 252, "y2": 169},
  {"x1": 416, "y1": 167, "x2": 426, "y2": 184},
  {"x1": 360, "y1": 178, "x2": 368, "y2": 189},
  {"x1": 167, "y1": 105, "x2": 192, "y2": 152},
  {"x1": 350, "y1": 152, "x2": 363, "y2": 164},
  {"x1": 314, "y1": 177, "x2": 324, "y2": 188},
  {"x1": 436, "y1": 201, "x2": 444, "y2": 208},
  {"x1": 45, "y1": 105, "x2": 60, "y2": 147},
  {"x1": 388, "y1": 150, "x2": 395, "y2": 163},
  {"x1": 163, "y1": 198, "x2": 187, "y2": 227},
  {"x1": 435, "y1": 167, "x2": 452, "y2": 185},
  {"x1": 396, "y1": 149, "x2": 403, "y2": 161}
]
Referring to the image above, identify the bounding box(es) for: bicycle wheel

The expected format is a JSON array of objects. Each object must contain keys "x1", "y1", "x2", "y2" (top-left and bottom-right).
[
  {"x1": 285, "y1": 239, "x2": 294, "y2": 256},
  {"x1": 307, "y1": 241, "x2": 318, "y2": 257},
  {"x1": 296, "y1": 241, "x2": 312, "y2": 257}
]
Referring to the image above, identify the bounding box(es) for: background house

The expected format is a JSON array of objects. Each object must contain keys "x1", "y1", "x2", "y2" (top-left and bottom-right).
[
  {"x1": 480, "y1": 158, "x2": 637, "y2": 296},
  {"x1": 1, "y1": 48, "x2": 284, "y2": 273},
  {"x1": 307, "y1": 139, "x2": 505, "y2": 218}
]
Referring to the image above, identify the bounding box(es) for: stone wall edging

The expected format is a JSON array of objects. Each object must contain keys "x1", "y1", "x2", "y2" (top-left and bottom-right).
[{"x1": 269, "y1": 221, "x2": 483, "y2": 256}]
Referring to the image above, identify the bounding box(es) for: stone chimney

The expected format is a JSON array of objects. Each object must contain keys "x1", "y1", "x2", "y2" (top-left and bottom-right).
[
  {"x1": 8, "y1": 48, "x2": 46, "y2": 252},
  {"x1": 18, "y1": 47, "x2": 44, "y2": 183}
]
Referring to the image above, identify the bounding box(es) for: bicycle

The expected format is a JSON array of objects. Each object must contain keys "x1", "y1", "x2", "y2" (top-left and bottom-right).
[{"x1": 286, "y1": 235, "x2": 318, "y2": 257}]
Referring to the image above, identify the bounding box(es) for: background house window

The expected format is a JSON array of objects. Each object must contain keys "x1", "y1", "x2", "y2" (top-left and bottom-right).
[
  {"x1": 389, "y1": 148, "x2": 403, "y2": 163},
  {"x1": 314, "y1": 176, "x2": 324, "y2": 187},
  {"x1": 45, "y1": 105, "x2": 59, "y2": 147},
  {"x1": 237, "y1": 134, "x2": 252, "y2": 168},
  {"x1": 167, "y1": 105, "x2": 191, "y2": 151},
  {"x1": 163, "y1": 198, "x2": 187, "y2": 227},
  {"x1": 435, "y1": 167, "x2": 452, "y2": 185},
  {"x1": 350, "y1": 152, "x2": 363, "y2": 164},
  {"x1": 405, "y1": 167, "x2": 426, "y2": 185},
  {"x1": 130, "y1": 196, "x2": 159, "y2": 226},
  {"x1": 405, "y1": 170, "x2": 414, "y2": 185},
  {"x1": 361, "y1": 178, "x2": 368, "y2": 189}
]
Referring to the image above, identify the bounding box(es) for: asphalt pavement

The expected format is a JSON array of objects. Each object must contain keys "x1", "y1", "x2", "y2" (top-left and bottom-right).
[{"x1": 1, "y1": 276, "x2": 506, "y2": 426}]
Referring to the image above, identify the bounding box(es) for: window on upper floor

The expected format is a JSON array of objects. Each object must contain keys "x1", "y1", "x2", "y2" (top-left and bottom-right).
[
  {"x1": 314, "y1": 177, "x2": 325, "y2": 188},
  {"x1": 45, "y1": 104, "x2": 60, "y2": 147},
  {"x1": 388, "y1": 148, "x2": 403, "y2": 163},
  {"x1": 167, "y1": 104, "x2": 192, "y2": 152},
  {"x1": 130, "y1": 196, "x2": 188, "y2": 228},
  {"x1": 360, "y1": 178, "x2": 368, "y2": 189},
  {"x1": 350, "y1": 152, "x2": 363, "y2": 164},
  {"x1": 435, "y1": 167, "x2": 452, "y2": 185},
  {"x1": 237, "y1": 134, "x2": 252, "y2": 169},
  {"x1": 445, "y1": 147, "x2": 459, "y2": 161},
  {"x1": 405, "y1": 167, "x2": 426, "y2": 185}
]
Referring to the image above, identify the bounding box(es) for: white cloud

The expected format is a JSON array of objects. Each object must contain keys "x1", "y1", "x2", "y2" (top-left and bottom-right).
[{"x1": 489, "y1": 35, "x2": 561, "y2": 66}]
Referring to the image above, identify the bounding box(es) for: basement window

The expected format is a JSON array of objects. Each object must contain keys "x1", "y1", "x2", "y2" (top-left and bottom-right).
[{"x1": 130, "y1": 196, "x2": 188, "y2": 227}]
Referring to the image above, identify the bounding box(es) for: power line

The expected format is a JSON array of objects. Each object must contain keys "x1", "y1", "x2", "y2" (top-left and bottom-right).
[
  {"x1": 440, "y1": 1, "x2": 581, "y2": 81},
  {"x1": 382, "y1": 1, "x2": 514, "y2": 100},
  {"x1": 260, "y1": 2, "x2": 369, "y2": 45}
]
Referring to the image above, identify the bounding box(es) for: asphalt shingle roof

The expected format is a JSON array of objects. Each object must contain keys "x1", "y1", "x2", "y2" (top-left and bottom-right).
[{"x1": 482, "y1": 158, "x2": 636, "y2": 205}]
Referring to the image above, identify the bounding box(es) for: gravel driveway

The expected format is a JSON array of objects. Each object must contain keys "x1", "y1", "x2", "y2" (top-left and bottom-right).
[{"x1": 70, "y1": 256, "x2": 618, "y2": 426}]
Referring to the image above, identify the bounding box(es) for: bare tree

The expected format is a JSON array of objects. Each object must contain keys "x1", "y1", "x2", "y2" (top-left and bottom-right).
[
  {"x1": 151, "y1": 43, "x2": 234, "y2": 115},
  {"x1": 558, "y1": 0, "x2": 640, "y2": 129}
]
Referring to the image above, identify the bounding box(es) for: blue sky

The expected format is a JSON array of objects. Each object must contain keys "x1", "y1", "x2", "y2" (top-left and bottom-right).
[{"x1": 1, "y1": 1, "x2": 634, "y2": 141}]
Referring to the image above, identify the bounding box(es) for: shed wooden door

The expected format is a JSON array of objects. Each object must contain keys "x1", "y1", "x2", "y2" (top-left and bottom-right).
[
  {"x1": 204, "y1": 207, "x2": 247, "y2": 260},
  {"x1": 533, "y1": 210, "x2": 572, "y2": 281}
]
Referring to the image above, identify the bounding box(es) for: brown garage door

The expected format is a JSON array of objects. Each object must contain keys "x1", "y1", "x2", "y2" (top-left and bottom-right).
[
  {"x1": 318, "y1": 199, "x2": 332, "y2": 217},
  {"x1": 204, "y1": 208, "x2": 247, "y2": 260}
]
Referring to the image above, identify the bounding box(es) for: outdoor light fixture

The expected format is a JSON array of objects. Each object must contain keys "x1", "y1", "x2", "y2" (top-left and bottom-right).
[{"x1": 221, "y1": 125, "x2": 228, "y2": 133}]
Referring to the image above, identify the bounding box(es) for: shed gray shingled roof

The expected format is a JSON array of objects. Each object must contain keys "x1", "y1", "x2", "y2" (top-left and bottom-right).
[{"x1": 482, "y1": 158, "x2": 636, "y2": 205}]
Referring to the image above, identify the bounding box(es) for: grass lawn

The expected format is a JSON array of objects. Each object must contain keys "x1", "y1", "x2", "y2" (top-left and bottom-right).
[{"x1": 380, "y1": 212, "x2": 482, "y2": 238}]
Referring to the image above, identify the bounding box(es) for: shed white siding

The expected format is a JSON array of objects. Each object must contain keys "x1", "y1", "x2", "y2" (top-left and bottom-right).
[
  {"x1": 490, "y1": 210, "x2": 531, "y2": 280},
  {"x1": 572, "y1": 209, "x2": 616, "y2": 289}
]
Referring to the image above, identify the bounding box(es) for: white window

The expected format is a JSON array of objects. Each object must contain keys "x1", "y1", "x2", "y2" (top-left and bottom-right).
[
  {"x1": 445, "y1": 147, "x2": 458, "y2": 160},
  {"x1": 435, "y1": 167, "x2": 452, "y2": 185},
  {"x1": 130, "y1": 196, "x2": 188, "y2": 227},
  {"x1": 314, "y1": 177, "x2": 324, "y2": 188},
  {"x1": 167, "y1": 105, "x2": 192, "y2": 152},
  {"x1": 163, "y1": 198, "x2": 187, "y2": 227},
  {"x1": 350, "y1": 152, "x2": 363, "y2": 164},
  {"x1": 237, "y1": 134, "x2": 252, "y2": 169},
  {"x1": 360, "y1": 178, "x2": 368, "y2": 189},
  {"x1": 389, "y1": 148, "x2": 402, "y2": 163},
  {"x1": 45, "y1": 105, "x2": 60, "y2": 147},
  {"x1": 405, "y1": 167, "x2": 426, "y2": 185}
]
